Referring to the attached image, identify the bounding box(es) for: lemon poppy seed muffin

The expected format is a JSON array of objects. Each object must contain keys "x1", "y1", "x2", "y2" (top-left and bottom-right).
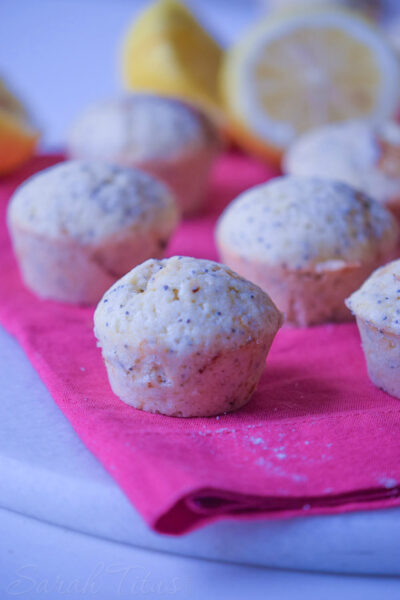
[
  {"x1": 7, "y1": 160, "x2": 179, "y2": 304},
  {"x1": 67, "y1": 94, "x2": 220, "y2": 216},
  {"x1": 216, "y1": 176, "x2": 398, "y2": 326},
  {"x1": 94, "y1": 256, "x2": 283, "y2": 417},
  {"x1": 284, "y1": 120, "x2": 400, "y2": 224},
  {"x1": 346, "y1": 260, "x2": 400, "y2": 399}
]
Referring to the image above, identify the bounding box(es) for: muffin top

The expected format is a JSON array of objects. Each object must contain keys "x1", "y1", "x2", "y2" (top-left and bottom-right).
[
  {"x1": 283, "y1": 120, "x2": 400, "y2": 205},
  {"x1": 94, "y1": 256, "x2": 282, "y2": 355},
  {"x1": 216, "y1": 176, "x2": 398, "y2": 271},
  {"x1": 346, "y1": 259, "x2": 400, "y2": 335},
  {"x1": 8, "y1": 160, "x2": 178, "y2": 244},
  {"x1": 68, "y1": 94, "x2": 218, "y2": 164}
]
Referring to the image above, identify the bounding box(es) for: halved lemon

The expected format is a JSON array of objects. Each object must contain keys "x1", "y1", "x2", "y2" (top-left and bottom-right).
[
  {"x1": 120, "y1": 0, "x2": 224, "y2": 125},
  {"x1": 220, "y1": 9, "x2": 400, "y2": 163}
]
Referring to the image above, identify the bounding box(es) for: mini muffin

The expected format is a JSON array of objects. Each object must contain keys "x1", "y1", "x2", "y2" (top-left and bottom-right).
[
  {"x1": 67, "y1": 94, "x2": 220, "y2": 216},
  {"x1": 346, "y1": 259, "x2": 400, "y2": 399},
  {"x1": 284, "y1": 120, "x2": 400, "y2": 224},
  {"x1": 216, "y1": 176, "x2": 398, "y2": 326},
  {"x1": 8, "y1": 160, "x2": 179, "y2": 305},
  {"x1": 94, "y1": 256, "x2": 283, "y2": 417}
]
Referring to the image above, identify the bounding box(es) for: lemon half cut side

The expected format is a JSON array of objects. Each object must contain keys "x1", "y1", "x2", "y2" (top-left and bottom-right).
[{"x1": 221, "y1": 9, "x2": 400, "y2": 163}]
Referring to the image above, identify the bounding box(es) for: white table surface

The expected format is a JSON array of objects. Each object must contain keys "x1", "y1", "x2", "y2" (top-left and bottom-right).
[{"x1": 1, "y1": 0, "x2": 400, "y2": 597}]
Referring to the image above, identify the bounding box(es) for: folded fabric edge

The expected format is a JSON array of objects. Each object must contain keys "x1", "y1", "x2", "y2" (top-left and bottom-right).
[{"x1": 153, "y1": 487, "x2": 400, "y2": 535}]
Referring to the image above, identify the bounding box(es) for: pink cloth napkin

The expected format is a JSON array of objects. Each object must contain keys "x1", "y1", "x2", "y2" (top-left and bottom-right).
[{"x1": 1, "y1": 153, "x2": 400, "y2": 535}]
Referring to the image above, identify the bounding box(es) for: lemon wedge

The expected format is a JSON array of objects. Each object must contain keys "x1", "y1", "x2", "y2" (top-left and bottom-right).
[
  {"x1": 121, "y1": 0, "x2": 224, "y2": 123},
  {"x1": 220, "y1": 9, "x2": 400, "y2": 163},
  {"x1": 0, "y1": 79, "x2": 38, "y2": 176}
]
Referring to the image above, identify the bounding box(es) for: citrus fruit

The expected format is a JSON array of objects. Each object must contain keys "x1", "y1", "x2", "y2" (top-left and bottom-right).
[
  {"x1": 120, "y1": 0, "x2": 224, "y2": 124},
  {"x1": 0, "y1": 79, "x2": 38, "y2": 176},
  {"x1": 220, "y1": 9, "x2": 400, "y2": 163}
]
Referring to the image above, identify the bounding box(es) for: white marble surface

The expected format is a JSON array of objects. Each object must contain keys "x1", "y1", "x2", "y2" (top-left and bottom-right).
[{"x1": 1, "y1": 325, "x2": 400, "y2": 577}]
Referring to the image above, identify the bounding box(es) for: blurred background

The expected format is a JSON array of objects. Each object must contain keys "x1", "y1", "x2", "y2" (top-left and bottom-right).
[
  {"x1": 2, "y1": 0, "x2": 400, "y2": 150},
  {"x1": 0, "y1": 0, "x2": 257, "y2": 148}
]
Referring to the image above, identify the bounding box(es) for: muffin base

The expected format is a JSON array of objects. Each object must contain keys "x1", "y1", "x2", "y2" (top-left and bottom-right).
[
  {"x1": 356, "y1": 316, "x2": 400, "y2": 399},
  {"x1": 218, "y1": 248, "x2": 392, "y2": 327},
  {"x1": 137, "y1": 147, "x2": 217, "y2": 217},
  {"x1": 101, "y1": 339, "x2": 274, "y2": 417},
  {"x1": 10, "y1": 225, "x2": 169, "y2": 305}
]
